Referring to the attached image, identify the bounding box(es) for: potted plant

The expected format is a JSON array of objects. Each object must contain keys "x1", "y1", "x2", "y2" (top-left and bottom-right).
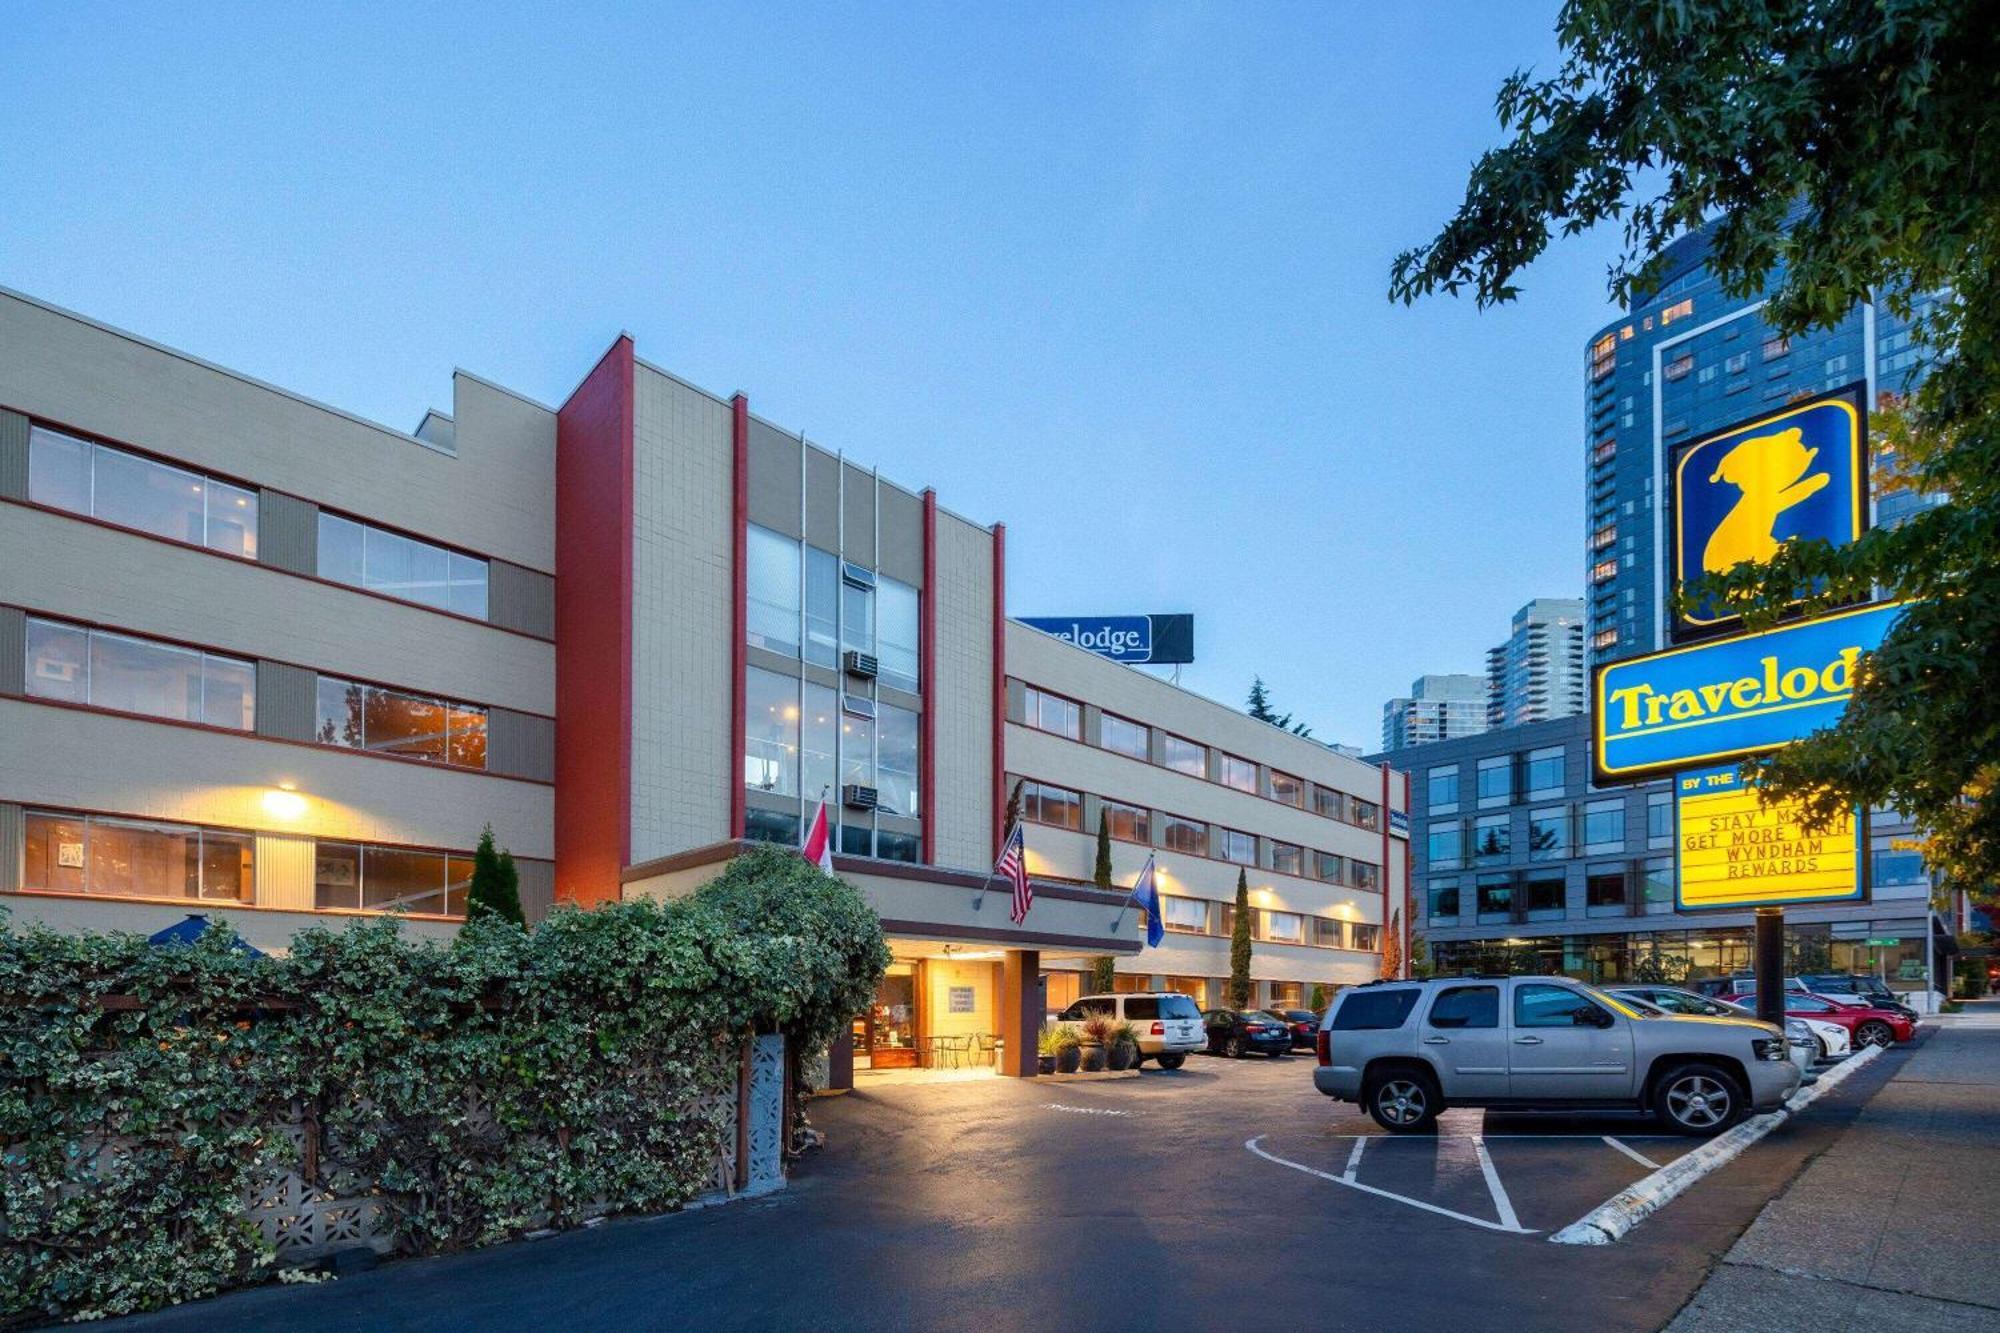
[
  {"x1": 1107, "y1": 1021, "x2": 1141, "y2": 1071},
  {"x1": 1053, "y1": 1028, "x2": 1082, "y2": 1074},
  {"x1": 1079, "y1": 1013, "x2": 1113, "y2": 1071},
  {"x1": 1035, "y1": 1025, "x2": 1061, "y2": 1075}
]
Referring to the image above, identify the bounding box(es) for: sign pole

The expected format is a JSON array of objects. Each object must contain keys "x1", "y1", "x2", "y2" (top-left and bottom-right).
[{"x1": 1754, "y1": 907, "x2": 1785, "y2": 1029}]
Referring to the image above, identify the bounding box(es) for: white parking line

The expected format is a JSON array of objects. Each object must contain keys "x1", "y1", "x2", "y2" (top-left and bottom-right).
[
  {"x1": 1343, "y1": 1136, "x2": 1367, "y2": 1180},
  {"x1": 1549, "y1": 1043, "x2": 1885, "y2": 1246},
  {"x1": 1043, "y1": 1103, "x2": 1130, "y2": 1116},
  {"x1": 1246, "y1": 1135, "x2": 1538, "y2": 1236},
  {"x1": 1601, "y1": 1136, "x2": 1662, "y2": 1170},
  {"x1": 1473, "y1": 1137, "x2": 1522, "y2": 1232}
]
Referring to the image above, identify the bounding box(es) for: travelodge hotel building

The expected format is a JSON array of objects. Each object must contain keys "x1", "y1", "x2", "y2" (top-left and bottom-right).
[{"x1": 0, "y1": 287, "x2": 1406, "y2": 1077}]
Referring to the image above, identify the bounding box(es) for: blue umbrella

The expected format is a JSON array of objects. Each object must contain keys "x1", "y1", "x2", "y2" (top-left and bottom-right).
[{"x1": 146, "y1": 913, "x2": 265, "y2": 956}]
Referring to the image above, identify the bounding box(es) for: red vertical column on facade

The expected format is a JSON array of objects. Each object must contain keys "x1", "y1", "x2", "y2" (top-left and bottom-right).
[
  {"x1": 1402, "y1": 769, "x2": 1414, "y2": 979},
  {"x1": 990, "y1": 522, "x2": 1007, "y2": 859},
  {"x1": 919, "y1": 490, "x2": 938, "y2": 865},
  {"x1": 1379, "y1": 761, "x2": 1393, "y2": 966},
  {"x1": 554, "y1": 336, "x2": 635, "y2": 908},
  {"x1": 729, "y1": 395, "x2": 749, "y2": 841}
]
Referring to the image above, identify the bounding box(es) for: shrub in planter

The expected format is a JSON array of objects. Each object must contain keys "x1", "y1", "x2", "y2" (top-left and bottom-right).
[
  {"x1": 1035, "y1": 1025, "x2": 1061, "y2": 1075},
  {"x1": 1053, "y1": 1030, "x2": 1082, "y2": 1073},
  {"x1": 1107, "y1": 1021, "x2": 1141, "y2": 1071},
  {"x1": 1079, "y1": 1013, "x2": 1113, "y2": 1071}
]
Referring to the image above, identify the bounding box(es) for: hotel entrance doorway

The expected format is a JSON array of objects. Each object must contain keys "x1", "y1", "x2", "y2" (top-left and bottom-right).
[{"x1": 855, "y1": 963, "x2": 919, "y2": 1069}]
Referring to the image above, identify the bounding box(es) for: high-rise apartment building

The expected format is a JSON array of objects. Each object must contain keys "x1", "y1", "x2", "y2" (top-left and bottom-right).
[
  {"x1": 1583, "y1": 225, "x2": 1936, "y2": 667},
  {"x1": 1380, "y1": 674, "x2": 1488, "y2": 752},
  {"x1": 1485, "y1": 598, "x2": 1585, "y2": 728}
]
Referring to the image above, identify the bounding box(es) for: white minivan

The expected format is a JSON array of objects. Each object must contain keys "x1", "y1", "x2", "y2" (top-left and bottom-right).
[{"x1": 1052, "y1": 992, "x2": 1206, "y2": 1068}]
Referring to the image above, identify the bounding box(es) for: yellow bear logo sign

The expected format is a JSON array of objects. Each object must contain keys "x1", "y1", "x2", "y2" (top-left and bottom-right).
[{"x1": 1700, "y1": 426, "x2": 1830, "y2": 574}]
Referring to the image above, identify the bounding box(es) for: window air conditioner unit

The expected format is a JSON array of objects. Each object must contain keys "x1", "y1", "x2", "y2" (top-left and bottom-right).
[
  {"x1": 843, "y1": 784, "x2": 879, "y2": 812},
  {"x1": 845, "y1": 650, "x2": 879, "y2": 680}
]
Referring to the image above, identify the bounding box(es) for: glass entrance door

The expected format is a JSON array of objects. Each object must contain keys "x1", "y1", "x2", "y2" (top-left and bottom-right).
[{"x1": 863, "y1": 965, "x2": 918, "y2": 1069}]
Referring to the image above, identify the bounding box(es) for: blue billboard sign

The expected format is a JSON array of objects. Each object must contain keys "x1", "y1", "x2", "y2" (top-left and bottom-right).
[
  {"x1": 1018, "y1": 614, "x2": 1194, "y2": 665},
  {"x1": 1593, "y1": 601, "x2": 1902, "y2": 783},
  {"x1": 1671, "y1": 385, "x2": 1867, "y2": 635}
]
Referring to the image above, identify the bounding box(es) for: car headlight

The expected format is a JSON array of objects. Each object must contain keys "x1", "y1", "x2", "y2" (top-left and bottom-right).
[{"x1": 1751, "y1": 1037, "x2": 1787, "y2": 1062}]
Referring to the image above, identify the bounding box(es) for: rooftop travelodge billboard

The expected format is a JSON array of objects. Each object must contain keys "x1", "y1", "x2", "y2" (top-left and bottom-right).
[
  {"x1": 1592, "y1": 601, "x2": 1903, "y2": 784},
  {"x1": 1670, "y1": 385, "x2": 1867, "y2": 637},
  {"x1": 1016, "y1": 614, "x2": 1195, "y2": 665}
]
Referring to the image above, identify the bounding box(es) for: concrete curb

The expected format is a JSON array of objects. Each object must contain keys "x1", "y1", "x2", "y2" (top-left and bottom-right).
[{"x1": 1548, "y1": 1044, "x2": 1884, "y2": 1246}]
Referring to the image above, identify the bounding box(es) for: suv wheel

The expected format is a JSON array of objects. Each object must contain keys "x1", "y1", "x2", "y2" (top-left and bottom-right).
[
  {"x1": 1156, "y1": 1053, "x2": 1185, "y2": 1071},
  {"x1": 1654, "y1": 1063, "x2": 1745, "y2": 1136},
  {"x1": 1855, "y1": 1020, "x2": 1895, "y2": 1048},
  {"x1": 1366, "y1": 1072, "x2": 1440, "y2": 1134},
  {"x1": 1227, "y1": 1035, "x2": 1246, "y2": 1059}
]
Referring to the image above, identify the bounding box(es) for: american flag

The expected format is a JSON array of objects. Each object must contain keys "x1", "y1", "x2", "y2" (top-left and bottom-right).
[{"x1": 998, "y1": 823, "x2": 1032, "y2": 924}]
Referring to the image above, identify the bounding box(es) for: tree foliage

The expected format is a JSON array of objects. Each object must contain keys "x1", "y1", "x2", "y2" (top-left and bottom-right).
[
  {"x1": 466, "y1": 824, "x2": 526, "y2": 927},
  {"x1": 1246, "y1": 675, "x2": 1313, "y2": 737},
  {"x1": 1229, "y1": 870, "x2": 1253, "y2": 1007},
  {"x1": 1380, "y1": 909, "x2": 1402, "y2": 980},
  {"x1": 0, "y1": 847, "x2": 887, "y2": 1324},
  {"x1": 1392, "y1": 0, "x2": 2000, "y2": 895}
]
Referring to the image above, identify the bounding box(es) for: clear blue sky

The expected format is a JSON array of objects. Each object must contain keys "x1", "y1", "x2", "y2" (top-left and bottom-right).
[{"x1": 1, "y1": 3, "x2": 1629, "y2": 750}]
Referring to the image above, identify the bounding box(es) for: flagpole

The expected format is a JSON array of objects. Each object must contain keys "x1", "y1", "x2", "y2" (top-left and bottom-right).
[
  {"x1": 1111, "y1": 853, "x2": 1155, "y2": 931},
  {"x1": 971, "y1": 823, "x2": 1010, "y2": 912}
]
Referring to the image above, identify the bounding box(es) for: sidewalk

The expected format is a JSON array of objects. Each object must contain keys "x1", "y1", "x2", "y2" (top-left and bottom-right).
[{"x1": 1668, "y1": 1001, "x2": 2000, "y2": 1332}]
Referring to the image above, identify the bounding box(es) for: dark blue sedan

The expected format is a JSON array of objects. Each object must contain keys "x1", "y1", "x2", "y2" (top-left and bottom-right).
[{"x1": 1203, "y1": 1008, "x2": 1293, "y2": 1058}]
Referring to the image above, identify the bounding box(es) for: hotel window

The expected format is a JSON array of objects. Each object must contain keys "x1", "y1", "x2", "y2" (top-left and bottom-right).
[
  {"x1": 1426, "y1": 824, "x2": 1462, "y2": 871},
  {"x1": 1525, "y1": 872, "x2": 1566, "y2": 913},
  {"x1": 1659, "y1": 299, "x2": 1694, "y2": 326},
  {"x1": 315, "y1": 676, "x2": 487, "y2": 769},
  {"x1": 875, "y1": 703, "x2": 919, "y2": 817},
  {"x1": 876, "y1": 829, "x2": 920, "y2": 864},
  {"x1": 1642, "y1": 856, "x2": 1673, "y2": 907},
  {"x1": 1315, "y1": 850, "x2": 1346, "y2": 882},
  {"x1": 745, "y1": 807, "x2": 801, "y2": 848},
  {"x1": 1351, "y1": 799, "x2": 1380, "y2": 832},
  {"x1": 1593, "y1": 439, "x2": 1617, "y2": 464},
  {"x1": 741, "y1": 667, "x2": 801, "y2": 796},
  {"x1": 1725, "y1": 352, "x2": 1749, "y2": 374},
  {"x1": 1476, "y1": 875, "x2": 1513, "y2": 916},
  {"x1": 1474, "y1": 814, "x2": 1511, "y2": 861},
  {"x1": 1763, "y1": 335, "x2": 1791, "y2": 360},
  {"x1": 1593, "y1": 524, "x2": 1617, "y2": 550},
  {"x1": 25, "y1": 618, "x2": 255, "y2": 731},
  {"x1": 1100, "y1": 712, "x2": 1149, "y2": 760},
  {"x1": 1271, "y1": 842, "x2": 1303, "y2": 876},
  {"x1": 1427, "y1": 765, "x2": 1459, "y2": 814},
  {"x1": 1219, "y1": 753, "x2": 1257, "y2": 793},
  {"x1": 1160, "y1": 895, "x2": 1209, "y2": 935},
  {"x1": 1269, "y1": 771, "x2": 1304, "y2": 807},
  {"x1": 876, "y1": 576, "x2": 919, "y2": 692},
  {"x1": 1349, "y1": 922, "x2": 1381, "y2": 952},
  {"x1": 1312, "y1": 916, "x2": 1345, "y2": 948},
  {"x1": 1592, "y1": 559, "x2": 1618, "y2": 583},
  {"x1": 839, "y1": 705, "x2": 874, "y2": 796},
  {"x1": 1592, "y1": 628, "x2": 1620, "y2": 650},
  {"x1": 1525, "y1": 745, "x2": 1564, "y2": 798},
  {"x1": 1314, "y1": 786, "x2": 1347, "y2": 821},
  {"x1": 1101, "y1": 799, "x2": 1149, "y2": 844},
  {"x1": 839, "y1": 563, "x2": 875, "y2": 659},
  {"x1": 1022, "y1": 684, "x2": 1081, "y2": 740},
  {"x1": 24, "y1": 810, "x2": 253, "y2": 903},
  {"x1": 1476, "y1": 755, "x2": 1512, "y2": 807},
  {"x1": 1269, "y1": 981, "x2": 1305, "y2": 1007},
  {"x1": 1262, "y1": 910, "x2": 1304, "y2": 945},
  {"x1": 1350, "y1": 860, "x2": 1379, "y2": 891},
  {"x1": 1590, "y1": 335, "x2": 1616, "y2": 380},
  {"x1": 803, "y1": 546, "x2": 840, "y2": 668},
  {"x1": 1021, "y1": 780, "x2": 1082, "y2": 831},
  {"x1": 745, "y1": 524, "x2": 802, "y2": 657},
  {"x1": 1587, "y1": 869, "x2": 1627, "y2": 908},
  {"x1": 1161, "y1": 733, "x2": 1206, "y2": 776},
  {"x1": 1583, "y1": 798, "x2": 1625, "y2": 852},
  {"x1": 1528, "y1": 807, "x2": 1568, "y2": 860},
  {"x1": 1664, "y1": 354, "x2": 1694, "y2": 381},
  {"x1": 1648, "y1": 791, "x2": 1673, "y2": 848},
  {"x1": 1217, "y1": 828, "x2": 1257, "y2": 866},
  {"x1": 1429, "y1": 878, "x2": 1460, "y2": 921},
  {"x1": 317, "y1": 513, "x2": 487, "y2": 618},
  {"x1": 1162, "y1": 815, "x2": 1208, "y2": 856},
  {"x1": 314, "y1": 842, "x2": 470, "y2": 916},
  {"x1": 800, "y1": 682, "x2": 837, "y2": 803},
  {"x1": 27, "y1": 426, "x2": 259, "y2": 558}
]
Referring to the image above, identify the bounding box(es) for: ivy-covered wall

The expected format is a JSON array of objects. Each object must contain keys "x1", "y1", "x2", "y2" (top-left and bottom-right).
[{"x1": 0, "y1": 848, "x2": 888, "y2": 1326}]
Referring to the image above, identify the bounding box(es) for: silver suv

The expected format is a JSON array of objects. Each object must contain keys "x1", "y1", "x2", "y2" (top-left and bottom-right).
[{"x1": 1313, "y1": 976, "x2": 1800, "y2": 1136}]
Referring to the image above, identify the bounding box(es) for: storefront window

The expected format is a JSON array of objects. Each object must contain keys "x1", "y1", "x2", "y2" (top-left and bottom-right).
[{"x1": 24, "y1": 811, "x2": 251, "y2": 902}]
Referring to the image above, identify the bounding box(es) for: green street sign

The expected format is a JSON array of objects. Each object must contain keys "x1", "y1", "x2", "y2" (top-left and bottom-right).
[{"x1": 1864, "y1": 938, "x2": 1901, "y2": 946}]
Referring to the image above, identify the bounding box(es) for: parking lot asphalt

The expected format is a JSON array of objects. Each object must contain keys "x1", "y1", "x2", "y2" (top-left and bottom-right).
[{"x1": 106, "y1": 1041, "x2": 1906, "y2": 1333}]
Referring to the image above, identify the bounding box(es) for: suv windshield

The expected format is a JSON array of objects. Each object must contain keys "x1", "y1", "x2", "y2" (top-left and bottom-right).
[
  {"x1": 1158, "y1": 995, "x2": 1201, "y2": 1020},
  {"x1": 1331, "y1": 988, "x2": 1420, "y2": 1031}
]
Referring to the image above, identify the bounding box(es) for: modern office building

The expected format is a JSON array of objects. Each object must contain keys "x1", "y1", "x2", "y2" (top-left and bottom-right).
[
  {"x1": 1383, "y1": 717, "x2": 1939, "y2": 991},
  {"x1": 1485, "y1": 598, "x2": 1585, "y2": 728},
  {"x1": 1583, "y1": 224, "x2": 1938, "y2": 667},
  {"x1": 0, "y1": 285, "x2": 1405, "y2": 1076},
  {"x1": 1380, "y1": 674, "x2": 1488, "y2": 753}
]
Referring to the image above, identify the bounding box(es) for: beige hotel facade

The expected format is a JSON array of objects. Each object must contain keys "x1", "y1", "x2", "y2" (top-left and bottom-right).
[{"x1": 0, "y1": 286, "x2": 1407, "y2": 1078}]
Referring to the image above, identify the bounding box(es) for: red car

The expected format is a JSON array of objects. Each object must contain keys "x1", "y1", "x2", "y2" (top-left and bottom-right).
[{"x1": 1718, "y1": 990, "x2": 1915, "y2": 1048}]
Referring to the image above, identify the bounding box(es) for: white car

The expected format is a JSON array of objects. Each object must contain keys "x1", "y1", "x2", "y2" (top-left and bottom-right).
[
  {"x1": 1052, "y1": 992, "x2": 1206, "y2": 1068},
  {"x1": 1612, "y1": 985, "x2": 1848, "y2": 1060}
]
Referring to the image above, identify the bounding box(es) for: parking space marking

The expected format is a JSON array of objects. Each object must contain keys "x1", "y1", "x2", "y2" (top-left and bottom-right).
[
  {"x1": 1343, "y1": 1136, "x2": 1367, "y2": 1180},
  {"x1": 1246, "y1": 1136, "x2": 1538, "y2": 1236},
  {"x1": 1473, "y1": 1138, "x2": 1522, "y2": 1232},
  {"x1": 1043, "y1": 1104, "x2": 1131, "y2": 1116},
  {"x1": 1601, "y1": 1137, "x2": 1661, "y2": 1170}
]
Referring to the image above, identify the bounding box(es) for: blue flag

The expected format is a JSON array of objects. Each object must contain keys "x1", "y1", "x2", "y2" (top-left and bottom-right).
[{"x1": 1127, "y1": 855, "x2": 1164, "y2": 948}]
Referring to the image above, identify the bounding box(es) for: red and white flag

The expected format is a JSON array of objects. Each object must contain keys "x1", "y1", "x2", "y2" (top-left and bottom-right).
[
  {"x1": 997, "y1": 823, "x2": 1032, "y2": 924},
  {"x1": 800, "y1": 797, "x2": 834, "y2": 873}
]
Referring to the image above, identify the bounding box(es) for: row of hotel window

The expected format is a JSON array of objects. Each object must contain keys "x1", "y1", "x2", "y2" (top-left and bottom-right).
[
  {"x1": 26, "y1": 426, "x2": 491, "y2": 618},
  {"x1": 1151, "y1": 893, "x2": 1382, "y2": 952},
  {"x1": 20, "y1": 810, "x2": 473, "y2": 916},
  {"x1": 1019, "y1": 684, "x2": 1382, "y2": 831},
  {"x1": 1425, "y1": 746, "x2": 1575, "y2": 812},
  {"x1": 1017, "y1": 779, "x2": 1380, "y2": 888},
  {"x1": 746, "y1": 525, "x2": 919, "y2": 692},
  {"x1": 21, "y1": 616, "x2": 494, "y2": 769},
  {"x1": 1429, "y1": 862, "x2": 1674, "y2": 921},
  {"x1": 744, "y1": 666, "x2": 918, "y2": 817},
  {"x1": 1424, "y1": 796, "x2": 1672, "y2": 870}
]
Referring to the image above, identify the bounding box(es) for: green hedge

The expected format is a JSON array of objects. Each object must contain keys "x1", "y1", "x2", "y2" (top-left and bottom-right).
[{"x1": 0, "y1": 847, "x2": 887, "y2": 1325}]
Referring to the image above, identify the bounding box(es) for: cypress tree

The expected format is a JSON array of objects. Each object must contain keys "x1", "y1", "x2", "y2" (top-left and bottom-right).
[
  {"x1": 466, "y1": 824, "x2": 525, "y2": 927},
  {"x1": 1229, "y1": 869, "x2": 1252, "y2": 1008}
]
